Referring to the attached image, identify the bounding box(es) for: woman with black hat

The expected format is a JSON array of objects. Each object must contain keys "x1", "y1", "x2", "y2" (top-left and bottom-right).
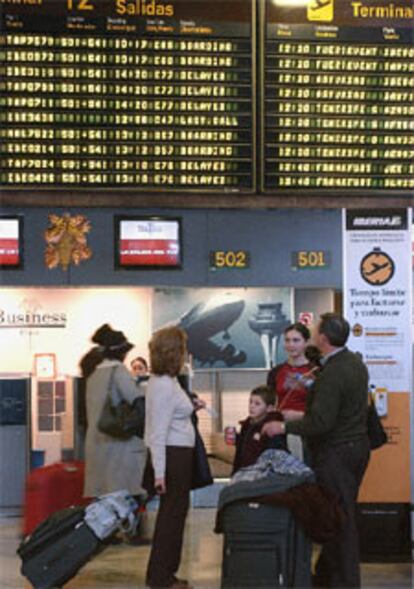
[{"x1": 80, "y1": 324, "x2": 147, "y2": 501}]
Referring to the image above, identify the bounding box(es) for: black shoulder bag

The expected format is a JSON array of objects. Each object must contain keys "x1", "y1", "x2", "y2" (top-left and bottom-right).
[
  {"x1": 186, "y1": 392, "x2": 214, "y2": 490},
  {"x1": 366, "y1": 395, "x2": 388, "y2": 450},
  {"x1": 191, "y1": 415, "x2": 214, "y2": 490},
  {"x1": 98, "y1": 367, "x2": 145, "y2": 440}
]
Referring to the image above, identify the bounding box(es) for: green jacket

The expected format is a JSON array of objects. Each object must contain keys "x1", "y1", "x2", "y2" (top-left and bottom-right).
[{"x1": 286, "y1": 348, "x2": 368, "y2": 448}]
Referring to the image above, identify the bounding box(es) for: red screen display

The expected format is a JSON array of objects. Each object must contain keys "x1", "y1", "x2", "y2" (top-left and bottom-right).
[
  {"x1": 118, "y1": 218, "x2": 181, "y2": 267},
  {"x1": 0, "y1": 218, "x2": 21, "y2": 266}
]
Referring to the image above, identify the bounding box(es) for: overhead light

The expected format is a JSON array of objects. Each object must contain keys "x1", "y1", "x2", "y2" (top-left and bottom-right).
[{"x1": 271, "y1": 0, "x2": 308, "y2": 6}]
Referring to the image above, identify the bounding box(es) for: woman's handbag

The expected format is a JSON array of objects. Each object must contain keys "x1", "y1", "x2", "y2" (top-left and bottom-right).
[
  {"x1": 98, "y1": 368, "x2": 145, "y2": 440},
  {"x1": 191, "y1": 421, "x2": 214, "y2": 490},
  {"x1": 367, "y1": 396, "x2": 388, "y2": 450},
  {"x1": 142, "y1": 426, "x2": 214, "y2": 496},
  {"x1": 180, "y1": 384, "x2": 213, "y2": 490},
  {"x1": 142, "y1": 451, "x2": 156, "y2": 498}
]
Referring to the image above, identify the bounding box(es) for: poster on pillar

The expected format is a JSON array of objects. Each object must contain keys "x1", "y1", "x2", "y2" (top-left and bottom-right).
[
  {"x1": 343, "y1": 208, "x2": 412, "y2": 503},
  {"x1": 152, "y1": 287, "x2": 293, "y2": 369}
]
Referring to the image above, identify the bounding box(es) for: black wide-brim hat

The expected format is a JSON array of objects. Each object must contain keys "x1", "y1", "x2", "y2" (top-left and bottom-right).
[{"x1": 91, "y1": 323, "x2": 134, "y2": 353}]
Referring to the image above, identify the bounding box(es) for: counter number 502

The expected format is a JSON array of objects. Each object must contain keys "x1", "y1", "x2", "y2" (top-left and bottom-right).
[{"x1": 210, "y1": 250, "x2": 250, "y2": 269}]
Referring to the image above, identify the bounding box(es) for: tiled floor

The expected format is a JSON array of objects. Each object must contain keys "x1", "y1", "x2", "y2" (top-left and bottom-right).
[{"x1": 1, "y1": 507, "x2": 412, "y2": 589}]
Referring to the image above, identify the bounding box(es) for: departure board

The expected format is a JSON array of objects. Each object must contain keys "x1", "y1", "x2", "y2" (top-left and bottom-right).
[
  {"x1": 0, "y1": 0, "x2": 254, "y2": 191},
  {"x1": 264, "y1": 0, "x2": 414, "y2": 193}
]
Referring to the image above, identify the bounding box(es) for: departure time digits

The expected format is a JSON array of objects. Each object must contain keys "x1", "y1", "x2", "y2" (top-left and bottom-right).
[
  {"x1": 2, "y1": 30, "x2": 414, "y2": 192},
  {"x1": 0, "y1": 33, "x2": 252, "y2": 189}
]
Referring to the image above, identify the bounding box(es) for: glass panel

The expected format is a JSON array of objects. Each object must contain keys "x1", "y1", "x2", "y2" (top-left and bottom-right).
[
  {"x1": 38, "y1": 415, "x2": 54, "y2": 431},
  {"x1": 54, "y1": 415, "x2": 62, "y2": 431},
  {"x1": 38, "y1": 381, "x2": 53, "y2": 398},
  {"x1": 38, "y1": 398, "x2": 53, "y2": 414},
  {"x1": 55, "y1": 398, "x2": 65, "y2": 413}
]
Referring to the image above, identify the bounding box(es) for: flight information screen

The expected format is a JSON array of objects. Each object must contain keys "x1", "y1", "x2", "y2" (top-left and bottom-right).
[
  {"x1": 115, "y1": 216, "x2": 182, "y2": 268},
  {"x1": 0, "y1": 0, "x2": 254, "y2": 191},
  {"x1": 263, "y1": 0, "x2": 414, "y2": 193}
]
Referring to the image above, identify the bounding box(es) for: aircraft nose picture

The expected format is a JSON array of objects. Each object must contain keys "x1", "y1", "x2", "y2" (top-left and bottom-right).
[{"x1": 178, "y1": 295, "x2": 247, "y2": 366}]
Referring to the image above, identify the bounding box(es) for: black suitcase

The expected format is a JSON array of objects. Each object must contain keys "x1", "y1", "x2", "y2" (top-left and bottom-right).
[
  {"x1": 220, "y1": 501, "x2": 312, "y2": 588},
  {"x1": 18, "y1": 505, "x2": 102, "y2": 589}
]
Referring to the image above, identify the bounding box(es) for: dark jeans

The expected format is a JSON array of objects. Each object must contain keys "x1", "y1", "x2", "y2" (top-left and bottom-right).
[
  {"x1": 313, "y1": 437, "x2": 370, "y2": 588},
  {"x1": 146, "y1": 446, "x2": 193, "y2": 588}
]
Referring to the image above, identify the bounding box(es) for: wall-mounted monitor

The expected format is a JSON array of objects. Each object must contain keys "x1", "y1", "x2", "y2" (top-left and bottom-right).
[
  {"x1": 115, "y1": 216, "x2": 182, "y2": 269},
  {"x1": 0, "y1": 215, "x2": 23, "y2": 268}
]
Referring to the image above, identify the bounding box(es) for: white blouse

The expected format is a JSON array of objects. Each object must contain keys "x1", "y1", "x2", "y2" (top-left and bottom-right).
[{"x1": 145, "y1": 374, "x2": 195, "y2": 478}]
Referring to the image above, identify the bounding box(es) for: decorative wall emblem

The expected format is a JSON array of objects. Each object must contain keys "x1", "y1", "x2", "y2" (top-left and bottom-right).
[{"x1": 44, "y1": 213, "x2": 92, "y2": 270}]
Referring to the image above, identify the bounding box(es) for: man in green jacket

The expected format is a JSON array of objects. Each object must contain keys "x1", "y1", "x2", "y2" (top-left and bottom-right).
[{"x1": 262, "y1": 312, "x2": 370, "y2": 588}]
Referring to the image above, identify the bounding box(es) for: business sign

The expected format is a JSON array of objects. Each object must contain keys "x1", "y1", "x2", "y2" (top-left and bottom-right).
[{"x1": 0, "y1": 288, "x2": 152, "y2": 375}]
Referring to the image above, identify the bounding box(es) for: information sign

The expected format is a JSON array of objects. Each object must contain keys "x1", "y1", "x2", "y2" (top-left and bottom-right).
[{"x1": 263, "y1": 0, "x2": 414, "y2": 193}]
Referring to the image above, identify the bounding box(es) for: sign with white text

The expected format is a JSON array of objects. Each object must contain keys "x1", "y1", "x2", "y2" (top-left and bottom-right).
[
  {"x1": 344, "y1": 209, "x2": 412, "y2": 392},
  {"x1": 344, "y1": 208, "x2": 412, "y2": 504}
]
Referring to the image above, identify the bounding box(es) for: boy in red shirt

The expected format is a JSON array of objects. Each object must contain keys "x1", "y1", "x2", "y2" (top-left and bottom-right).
[{"x1": 232, "y1": 385, "x2": 287, "y2": 474}]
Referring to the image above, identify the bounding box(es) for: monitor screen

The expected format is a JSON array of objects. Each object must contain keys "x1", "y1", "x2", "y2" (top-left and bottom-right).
[
  {"x1": 115, "y1": 216, "x2": 182, "y2": 269},
  {"x1": 0, "y1": 216, "x2": 23, "y2": 268}
]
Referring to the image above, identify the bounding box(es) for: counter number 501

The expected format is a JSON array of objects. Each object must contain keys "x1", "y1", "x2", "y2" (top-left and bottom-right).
[{"x1": 292, "y1": 250, "x2": 330, "y2": 269}]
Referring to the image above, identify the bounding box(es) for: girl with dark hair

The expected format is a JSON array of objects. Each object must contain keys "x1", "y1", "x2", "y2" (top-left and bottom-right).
[
  {"x1": 80, "y1": 324, "x2": 147, "y2": 501},
  {"x1": 267, "y1": 322, "x2": 319, "y2": 460}
]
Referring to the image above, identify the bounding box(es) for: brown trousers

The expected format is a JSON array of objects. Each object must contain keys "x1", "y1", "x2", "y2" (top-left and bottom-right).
[{"x1": 146, "y1": 446, "x2": 193, "y2": 588}]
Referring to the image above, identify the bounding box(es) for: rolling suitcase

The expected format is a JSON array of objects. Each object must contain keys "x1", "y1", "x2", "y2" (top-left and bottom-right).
[
  {"x1": 220, "y1": 501, "x2": 312, "y2": 588},
  {"x1": 18, "y1": 490, "x2": 137, "y2": 589},
  {"x1": 18, "y1": 505, "x2": 100, "y2": 589},
  {"x1": 23, "y1": 461, "x2": 87, "y2": 536}
]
